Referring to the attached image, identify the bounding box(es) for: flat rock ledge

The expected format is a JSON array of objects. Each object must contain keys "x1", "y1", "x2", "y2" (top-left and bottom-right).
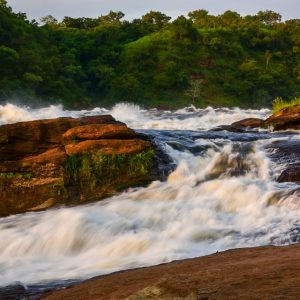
[
  {"x1": 0, "y1": 115, "x2": 156, "y2": 217},
  {"x1": 42, "y1": 244, "x2": 300, "y2": 300}
]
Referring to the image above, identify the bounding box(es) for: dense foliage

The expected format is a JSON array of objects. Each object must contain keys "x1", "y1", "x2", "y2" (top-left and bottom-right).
[{"x1": 0, "y1": 0, "x2": 299, "y2": 108}]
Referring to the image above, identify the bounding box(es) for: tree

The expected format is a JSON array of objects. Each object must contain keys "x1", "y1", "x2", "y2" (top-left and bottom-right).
[
  {"x1": 264, "y1": 50, "x2": 272, "y2": 69},
  {"x1": 188, "y1": 9, "x2": 209, "y2": 26},
  {"x1": 185, "y1": 78, "x2": 203, "y2": 103},
  {"x1": 141, "y1": 11, "x2": 171, "y2": 33},
  {"x1": 0, "y1": 46, "x2": 19, "y2": 74},
  {"x1": 257, "y1": 10, "x2": 282, "y2": 25},
  {"x1": 0, "y1": 0, "x2": 11, "y2": 12},
  {"x1": 171, "y1": 16, "x2": 198, "y2": 42},
  {"x1": 98, "y1": 11, "x2": 125, "y2": 24},
  {"x1": 40, "y1": 15, "x2": 58, "y2": 26},
  {"x1": 220, "y1": 11, "x2": 241, "y2": 27}
]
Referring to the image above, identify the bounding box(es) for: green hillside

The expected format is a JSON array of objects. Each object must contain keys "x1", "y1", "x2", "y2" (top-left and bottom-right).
[{"x1": 0, "y1": 1, "x2": 299, "y2": 108}]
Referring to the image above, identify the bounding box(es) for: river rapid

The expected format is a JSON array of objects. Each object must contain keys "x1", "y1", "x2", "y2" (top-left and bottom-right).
[{"x1": 0, "y1": 103, "x2": 300, "y2": 291}]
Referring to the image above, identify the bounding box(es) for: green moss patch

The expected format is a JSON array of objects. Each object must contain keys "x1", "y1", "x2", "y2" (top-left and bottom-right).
[{"x1": 65, "y1": 148, "x2": 155, "y2": 194}]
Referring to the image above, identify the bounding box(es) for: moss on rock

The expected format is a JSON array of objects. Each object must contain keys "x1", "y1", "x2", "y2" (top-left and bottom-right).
[{"x1": 64, "y1": 148, "x2": 155, "y2": 202}]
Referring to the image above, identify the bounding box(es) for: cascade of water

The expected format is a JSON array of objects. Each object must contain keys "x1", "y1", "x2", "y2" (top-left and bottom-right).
[{"x1": 0, "y1": 102, "x2": 299, "y2": 288}]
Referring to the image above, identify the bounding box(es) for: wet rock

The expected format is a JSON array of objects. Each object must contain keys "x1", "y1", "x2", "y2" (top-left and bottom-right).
[
  {"x1": 213, "y1": 118, "x2": 264, "y2": 133},
  {"x1": 265, "y1": 139, "x2": 300, "y2": 183},
  {"x1": 231, "y1": 118, "x2": 264, "y2": 128},
  {"x1": 277, "y1": 165, "x2": 300, "y2": 183},
  {"x1": 0, "y1": 284, "x2": 28, "y2": 300},
  {"x1": 264, "y1": 105, "x2": 300, "y2": 130},
  {"x1": 212, "y1": 124, "x2": 247, "y2": 133},
  {"x1": 0, "y1": 115, "x2": 156, "y2": 217}
]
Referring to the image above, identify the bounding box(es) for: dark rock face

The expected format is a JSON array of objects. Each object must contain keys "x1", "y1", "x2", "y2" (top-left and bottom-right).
[
  {"x1": 266, "y1": 139, "x2": 300, "y2": 183},
  {"x1": 0, "y1": 115, "x2": 156, "y2": 217},
  {"x1": 278, "y1": 166, "x2": 300, "y2": 183}
]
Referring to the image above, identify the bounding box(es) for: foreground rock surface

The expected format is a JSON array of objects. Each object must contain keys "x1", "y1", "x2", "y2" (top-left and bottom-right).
[
  {"x1": 42, "y1": 244, "x2": 300, "y2": 300},
  {"x1": 0, "y1": 115, "x2": 155, "y2": 216}
]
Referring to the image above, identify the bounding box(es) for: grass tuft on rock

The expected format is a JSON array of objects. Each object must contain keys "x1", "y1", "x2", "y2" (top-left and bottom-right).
[{"x1": 272, "y1": 97, "x2": 300, "y2": 113}]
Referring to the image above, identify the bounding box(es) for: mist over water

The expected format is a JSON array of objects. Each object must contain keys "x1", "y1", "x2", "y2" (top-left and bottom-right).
[{"x1": 0, "y1": 102, "x2": 299, "y2": 287}]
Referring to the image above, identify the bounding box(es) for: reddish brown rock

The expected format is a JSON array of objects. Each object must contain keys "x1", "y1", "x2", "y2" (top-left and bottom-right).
[
  {"x1": 264, "y1": 105, "x2": 300, "y2": 130},
  {"x1": 213, "y1": 118, "x2": 264, "y2": 133},
  {"x1": 0, "y1": 115, "x2": 119, "y2": 162},
  {"x1": 231, "y1": 117, "x2": 264, "y2": 128},
  {"x1": 62, "y1": 124, "x2": 136, "y2": 142},
  {"x1": 0, "y1": 115, "x2": 156, "y2": 216},
  {"x1": 217, "y1": 105, "x2": 300, "y2": 132},
  {"x1": 65, "y1": 139, "x2": 152, "y2": 156},
  {"x1": 42, "y1": 244, "x2": 300, "y2": 300}
]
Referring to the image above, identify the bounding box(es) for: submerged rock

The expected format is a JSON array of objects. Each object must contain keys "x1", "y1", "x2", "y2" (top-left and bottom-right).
[{"x1": 0, "y1": 115, "x2": 157, "y2": 216}]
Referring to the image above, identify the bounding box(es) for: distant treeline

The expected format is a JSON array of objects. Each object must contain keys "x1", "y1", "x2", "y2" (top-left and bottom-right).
[{"x1": 0, "y1": 0, "x2": 299, "y2": 108}]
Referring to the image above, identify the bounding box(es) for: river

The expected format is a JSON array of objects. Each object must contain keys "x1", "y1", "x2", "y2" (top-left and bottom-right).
[{"x1": 0, "y1": 103, "x2": 299, "y2": 293}]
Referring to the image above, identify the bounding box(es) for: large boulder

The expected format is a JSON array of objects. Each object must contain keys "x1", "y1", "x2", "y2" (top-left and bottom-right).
[
  {"x1": 0, "y1": 115, "x2": 155, "y2": 216},
  {"x1": 264, "y1": 105, "x2": 300, "y2": 130}
]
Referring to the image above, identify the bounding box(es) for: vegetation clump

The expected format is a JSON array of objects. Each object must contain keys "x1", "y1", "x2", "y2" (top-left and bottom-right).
[
  {"x1": 272, "y1": 97, "x2": 300, "y2": 113},
  {"x1": 65, "y1": 149, "x2": 155, "y2": 197}
]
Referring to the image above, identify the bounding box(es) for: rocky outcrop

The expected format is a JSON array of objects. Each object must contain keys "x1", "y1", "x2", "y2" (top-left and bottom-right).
[
  {"x1": 42, "y1": 244, "x2": 300, "y2": 300},
  {"x1": 0, "y1": 116, "x2": 155, "y2": 216},
  {"x1": 264, "y1": 105, "x2": 300, "y2": 130},
  {"x1": 215, "y1": 105, "x2": 300, "y2": 132},
  {"x1": 213, "y1": 118, "x2": 265, "y2": 133}
]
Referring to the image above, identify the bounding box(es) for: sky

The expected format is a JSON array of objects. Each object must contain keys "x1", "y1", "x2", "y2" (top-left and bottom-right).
[{"x1": 6, "y1": 0, "x2": 300, "y2": 22}]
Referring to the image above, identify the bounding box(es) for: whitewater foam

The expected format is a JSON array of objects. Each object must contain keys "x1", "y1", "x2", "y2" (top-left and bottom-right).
[
  {"x1": 0, "y1": 102, "x2": 270, "y2": 130},
  {"x1": 0, "y1": 102, "x2": 298, "y2": 287}
]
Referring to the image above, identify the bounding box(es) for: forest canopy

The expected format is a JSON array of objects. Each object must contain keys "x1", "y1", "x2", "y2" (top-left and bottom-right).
[{"x1": 0, "y1": 0, "x2": 299, "y2": 108}]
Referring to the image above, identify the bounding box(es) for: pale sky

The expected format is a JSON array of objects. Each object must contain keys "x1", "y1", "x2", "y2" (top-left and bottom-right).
[{"x1": 6, "y1": 0, "x2": 300, "y2": 22}]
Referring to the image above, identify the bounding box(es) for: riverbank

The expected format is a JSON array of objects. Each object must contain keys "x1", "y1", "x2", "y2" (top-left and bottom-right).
[{"x1": 43, "y1": 243, "x2": 300, "y2": 299}]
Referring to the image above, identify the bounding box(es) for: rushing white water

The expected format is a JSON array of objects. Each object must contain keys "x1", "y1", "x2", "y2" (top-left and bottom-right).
[
  {"x1": 0, "y1": 102, "x2": 299, "y2": 288},
  {"x1": 0, "y1": 102, "x2": 270, "y2": 130}
]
